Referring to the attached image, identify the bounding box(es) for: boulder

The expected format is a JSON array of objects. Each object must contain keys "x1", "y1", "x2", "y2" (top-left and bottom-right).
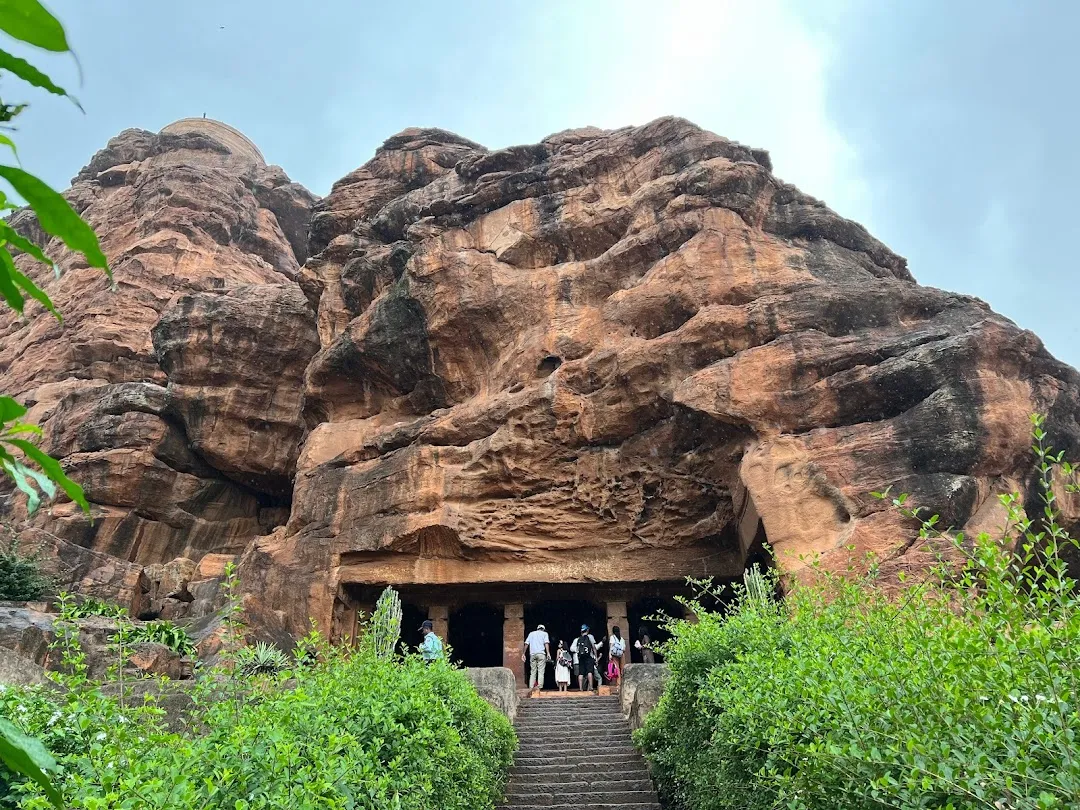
[
  {"x1": 620, "y1": 664, "x2": 670, "y2": 731},
  {"x1": 465, "y1": 666, "x2": 519, "y2": 721},
  {"x1": 0, "y1": 646, "x2": 53, "y2": 687}
]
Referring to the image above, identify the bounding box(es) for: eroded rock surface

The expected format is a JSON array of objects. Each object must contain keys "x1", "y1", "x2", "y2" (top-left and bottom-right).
[
  {"x1": 2, "y1": 116, "x2": 1079, "y2": 645},
  {"x1": 246, "y1": 117, "x2": 1080, "y2": 637},
  {"x1": 0, "y1": 119, "x2": 316, "y2": 608}
]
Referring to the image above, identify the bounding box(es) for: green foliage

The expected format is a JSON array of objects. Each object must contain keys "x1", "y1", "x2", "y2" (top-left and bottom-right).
[
  {"x1": 639, "y1": 414, "x2": 1080, "y2": 810},
  {"x1": 235, "y1": 641, "x2": 290, "y2": 677},
  {"x1": 56, "y1": 594, "x2": 126, "y2": 621},
  {"x1": 1, "y1": 613, "x2": 516, "y2": 809},
  {"x1": 369, "y1": 584, "x2": 403, "y2": 659},
  {"x1": 0, "y1": 532, "x2": 51, "y2": 601},
  {"x1": 0, "y1": 0, "x2": 108, "y2": 519},
  {"x1": 0, "y1": 718, "x2": 60, "y2": 810},
  {"x1": 121, "y1": 620, "x2": 197, "y2": 658}
]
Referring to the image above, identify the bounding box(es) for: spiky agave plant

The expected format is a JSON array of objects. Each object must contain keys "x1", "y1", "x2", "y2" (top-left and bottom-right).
[{"x1": 236, "y1": 642, "x2": 290, "y2": 677}]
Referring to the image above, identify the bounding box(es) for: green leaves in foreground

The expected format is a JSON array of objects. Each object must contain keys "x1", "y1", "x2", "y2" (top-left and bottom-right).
[
  {"x1": 0, "y1": 0, "x2": 70, "y2": 52},
  {"x1": 0, "y1": 166, "x2": 108, "y2": 272},
  {"x1": 0, "y1": 0, "x2": 102, "y2": 519},
  {"x1": 0, "y1": 718, "x2": 63, "y2": 809},
  {"x1": 0, "y1": 396, "x2": 88, "y2": 516}
]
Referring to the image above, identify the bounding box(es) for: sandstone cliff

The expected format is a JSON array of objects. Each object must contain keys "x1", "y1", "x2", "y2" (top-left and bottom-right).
[
  {"x1": 0, "y1": 119, "x2": 317, "y2": 614},
  {"x1": 3, "y1": 116, "x2": 1078, "y2": 638}
]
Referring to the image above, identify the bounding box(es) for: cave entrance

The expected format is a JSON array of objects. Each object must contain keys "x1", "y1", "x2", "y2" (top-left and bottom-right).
[
  {"x1": 628, "y1": 596, "x2": 685, "y2": 664},
  {"x1": 399, "y1": 601, "x2": 428, "y2": 657},
  {"x1": 523, "y1": 599, "x2": 605, "y2": 690},
  {"x1": 448, "y1": 602, "x2": 503, "y2": 668}
]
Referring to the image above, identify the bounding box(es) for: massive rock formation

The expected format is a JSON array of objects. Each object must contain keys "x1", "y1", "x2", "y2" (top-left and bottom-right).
[
  {"x1": 3, "y1": 116, "x2": 1078, "y2": 642},
  {"x1": 0, "y1": 118, "x2": 317, "y2": 614}
]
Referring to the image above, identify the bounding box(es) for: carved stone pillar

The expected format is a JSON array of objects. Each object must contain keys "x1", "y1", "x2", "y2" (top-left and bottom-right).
[
  {"x1": 429, "y1": 605, "x2": 449, "y2": 644},
  {"x1": 606, "y1": 599, "x2": 629, "y2": 673},
  {"x1": 502, "y1": 603, "x2": 525, "y2": 688}
]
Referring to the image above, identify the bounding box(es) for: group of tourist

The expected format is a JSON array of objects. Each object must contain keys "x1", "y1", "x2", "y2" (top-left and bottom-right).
[
  {"x1": 416, "y1": 616, "x2": 657, "y2": 694},
  {"x1": 521, "y1": 622, "x2": 654, "y2": 695}
]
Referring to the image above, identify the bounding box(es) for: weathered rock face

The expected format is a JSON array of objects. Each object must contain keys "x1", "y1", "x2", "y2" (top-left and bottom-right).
[
  {"x1": 245, "y1": 117, "x2": 1080, "y2": 638},
  {"x1": 3, "y1": 116, "x2": 1079, "y2": 645},
  {"x1": 0, "y1": 119, "x2": 317, "y2": 612}
]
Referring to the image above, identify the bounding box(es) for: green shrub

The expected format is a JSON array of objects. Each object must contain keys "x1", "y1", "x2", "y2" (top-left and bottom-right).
[
  {"x1": 1, "y1": 623, "x2": 515, "y2": 809},
  {"x1": 235, "y1": 641, "x2": 290, "y2": 676},
  {"x1": 0, "y1": 538, "x2": 51, "y2": 602},
  {"x1": 56, "y1": 594, "x2": 126, "y2": 620},
  {"x1": 121, "y1": 620, "x2": 196, "y2": 657},
  {"x1": 638, "y1": 415, "x2": 1080, "y2": 810}
]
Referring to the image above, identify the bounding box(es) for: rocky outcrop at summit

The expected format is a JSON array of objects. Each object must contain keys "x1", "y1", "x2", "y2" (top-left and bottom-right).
[
  {"x1": 3, "y1": 115, "x2": 1079, "y2": 643},
  {"x1": 0, "y1": 119, "x2": 316, "y2": 613}
]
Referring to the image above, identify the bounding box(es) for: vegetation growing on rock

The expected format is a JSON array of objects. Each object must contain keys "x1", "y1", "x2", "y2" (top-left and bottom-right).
[
  {"x1": 638, "y1": 415, "x2": 1080, "y2": 810},
  {"x1": 2, "y1": 599, "x2": 515, "y2": 809}
]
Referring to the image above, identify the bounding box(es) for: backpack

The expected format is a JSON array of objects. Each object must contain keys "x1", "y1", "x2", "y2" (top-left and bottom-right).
[
  {"x1": 558, "y1": 650, "x2": 573, "y2": 669},
  {"x1": 574, "y1": 635, "x2": 595, "y2": 659},
  {"x1": 610, "y1": 637, "x2": 625, "y2": 657},
  {"x1": 607, "y1": 658, "x2": 620, "y2": 680}
]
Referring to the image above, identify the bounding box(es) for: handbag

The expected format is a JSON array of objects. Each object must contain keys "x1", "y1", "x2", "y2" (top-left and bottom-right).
[{"x1": 606, "y1": 658, "x2": 620, "y2": 680}]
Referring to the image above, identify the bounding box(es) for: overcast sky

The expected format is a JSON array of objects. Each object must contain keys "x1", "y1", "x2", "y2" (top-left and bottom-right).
[{"x1": 13, "y1": 0, "x2": 1078, "y2": 368}]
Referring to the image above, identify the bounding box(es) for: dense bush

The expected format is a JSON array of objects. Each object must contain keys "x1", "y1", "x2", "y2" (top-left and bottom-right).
[
  {"x1": 0, "y1": 536, "x2": 52, "y2": 602},
  {"x1": 638, "y1": 416, "x2": 1080, "y2": 810},
  {"x1": 1, "y1": 622, "x2": 515, "y2": 809}
]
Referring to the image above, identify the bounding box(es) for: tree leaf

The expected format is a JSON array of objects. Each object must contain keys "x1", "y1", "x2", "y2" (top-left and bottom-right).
[
  {"x1": 23, "y1": 461, "x2": 56, "y2": 499},
  {"x1": 0, "y1": 245, "x2": 57, "y2": 318},
  {"x1": 0, "y1": 0, "x2": 69, "y2": 51},
  {"x1": 3, "y1": 458, "x2": 41, "y2": 514},
  {"x1": 3, "y1": 421, "x2": 42, "y2": 437},
  {"x1": 0, "y1": 166, "x2": 107, "y2": 273},
  {"x1": 0, "y1": 47, "x2": 71, "y2": 99},
  {"x1": 7, "y1": 437, "x2": 89, "y2": 514},
  {"x1": 0, "y1": 718, "x2": 63, "y2": 809},
  {"x1": 0, "y1": 220, "x2": 53, "y2": 266},
  {"x1": 0, "y1": 395, "x2": 27, "y2": 421},
  {"x1": 0, "y1": 132, "x2": 19, "y2": 163},
  {"x1": 0, "y1": 248, "x2": 24, "y2": 313}
]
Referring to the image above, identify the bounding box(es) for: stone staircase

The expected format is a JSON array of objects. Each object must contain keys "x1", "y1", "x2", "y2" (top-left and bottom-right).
[{"x1": 500, "y1": 695, "x2": 661, "y2": 810}]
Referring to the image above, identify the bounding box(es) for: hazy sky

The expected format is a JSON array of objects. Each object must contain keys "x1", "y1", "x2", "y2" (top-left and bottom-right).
[{"x1": 13, "y1": 0, "x2": 1079, "y2": 368}]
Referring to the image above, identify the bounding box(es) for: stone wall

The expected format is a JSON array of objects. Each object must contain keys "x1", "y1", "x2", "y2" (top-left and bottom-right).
[
  {"x1": 465, "y1": 666, "x2": 519, "y2": 722},
  {"x1": 620, "y1": 663, "x2": 670, "y2": 731}
]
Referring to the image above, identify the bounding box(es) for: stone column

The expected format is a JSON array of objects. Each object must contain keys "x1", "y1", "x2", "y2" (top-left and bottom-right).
[
  {"x1": 606, "y1": 600, "x2": 628, "y2": 673},
  {"x1": 606, "y1": 600, "x2": 628, "y2": 638},
  {"x1": 502, "y1": 603, "x2": 525, "y2": 688},
  {"x1": 429, "y1": 605, "x2": 449, "y2": 644}
]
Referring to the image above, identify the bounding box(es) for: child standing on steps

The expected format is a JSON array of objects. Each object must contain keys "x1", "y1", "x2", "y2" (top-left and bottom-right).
[{"x1": 554, "y1": 640, "x2": 572, "y2": 692}]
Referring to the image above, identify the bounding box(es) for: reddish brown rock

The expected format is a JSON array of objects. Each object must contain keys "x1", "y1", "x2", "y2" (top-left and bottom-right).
[
  {"x1": 242, "y1": 117, "x2": 1080, "y2": 639},
  {"x1": 0, "y1": 119, "x2": 316, "y2": 605},
  {"x1": 3, "y1": 116, "x2": 1079, "y2": 652}
]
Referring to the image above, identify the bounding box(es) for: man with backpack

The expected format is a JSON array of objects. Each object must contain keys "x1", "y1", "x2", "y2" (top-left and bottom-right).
[{"x1": 574, "y1": 624, "x2": 601, "y2": 693}]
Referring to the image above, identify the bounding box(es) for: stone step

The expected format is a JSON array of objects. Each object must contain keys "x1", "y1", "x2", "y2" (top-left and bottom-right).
[
  {"x1": 515, "y1": 725, "x2": 631, "y2": 735},
  {"x1": 517, "y1": 710, "x2": 626, "y2": 720},
  {"x1": 517, "y1": 743, "x2": 638, "y2": 757},
  {"x1": 514, "y1": 754, "x2": 645, "y2": 767},
  {"x1": 507, "y1": 779, "x2": 653, "y2": 793},
  {"x1": 515, "y1": 730, "x2": 634, "y2": 741},
  {"x1": 500, "y1": 803, "x2": 660, "y2": 810},
  {"x1": 503, "y1": 790, "x2": 659, "y2": 806},
  {"x1": 511, "y1": 761, "x2": 646, "y2": 778}
]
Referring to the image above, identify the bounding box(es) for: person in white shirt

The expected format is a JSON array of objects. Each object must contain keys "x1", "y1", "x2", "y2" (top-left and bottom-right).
[
  {"x1": 608, "y1": 626, "x2": 626, "y2": 689},
  {"x1": 521, "y1": 623, "x2": 551, "y2": 694}
]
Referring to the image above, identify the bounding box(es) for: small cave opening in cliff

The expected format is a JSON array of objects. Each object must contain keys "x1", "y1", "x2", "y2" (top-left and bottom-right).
[
  {"x1": 536, "y1": 355, "x2": 563, "y2": 377},
  {"x1": 524, "y1": 599, "x2": 605, "y2": 690},
  {"x1": 627, "y1": 596, "x2": 686, "y2": 663},
  {"x1": 448, "y1": 603, "x2": 504, "y2": 668},
  {"x1": 399, "y1": 601, "x2": 428, "y2": 655}
]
